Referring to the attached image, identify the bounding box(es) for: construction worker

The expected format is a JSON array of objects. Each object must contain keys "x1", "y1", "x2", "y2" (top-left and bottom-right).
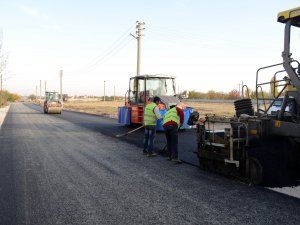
[
  {"x1": 163, "y1": 104, "x2": 184, "y2": 164},
  {"x1": 143, "y1": 96, "x2": 163, "y2": 157}
]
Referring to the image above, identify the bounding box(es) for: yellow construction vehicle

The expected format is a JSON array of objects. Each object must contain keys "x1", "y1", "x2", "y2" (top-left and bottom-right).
[{"x1": 189, "y1": 7, "x2": 300, "y2": 186}]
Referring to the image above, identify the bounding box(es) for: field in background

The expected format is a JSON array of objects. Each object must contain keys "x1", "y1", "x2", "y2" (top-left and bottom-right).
[{"x1": 63, "y1": 100, "x2": 235, "y2": 118}]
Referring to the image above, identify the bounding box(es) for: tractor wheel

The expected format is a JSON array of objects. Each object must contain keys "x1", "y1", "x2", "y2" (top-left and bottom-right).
[{"x1": 249, "y1": 157, "x2": 263, "y2": 185}]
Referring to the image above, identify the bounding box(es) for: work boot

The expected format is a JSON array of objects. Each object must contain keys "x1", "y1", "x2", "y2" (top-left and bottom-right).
[
  {"x1": 147, "y1": 153, "x2": 158, "y2": 157},
  {"x1": 172, "y1": 159, "x2": 182, "y2": 164},
  {"x1": 143, "y1": 150, "x2": 148, "y2": 155}
]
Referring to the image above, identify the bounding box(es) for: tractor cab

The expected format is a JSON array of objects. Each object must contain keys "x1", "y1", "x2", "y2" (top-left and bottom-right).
[
  {"x1": 118, "y1": 74, "x2": 193, "y2": 130},
  {"x1": 45, "y1": 91, "x2": 59, "y2": 102},
  {"x1": 127, "y1": 75, "x2": 179, "y2": 108}
]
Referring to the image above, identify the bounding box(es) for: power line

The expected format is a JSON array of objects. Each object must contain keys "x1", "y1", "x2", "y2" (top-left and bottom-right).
[
  {"x1": 85, "y1": 36, "x2": 133, "y2": 72},
  {"x1": 66, "y1": 23, "x2": 136, "y2": 76},
  {"x1": 83, "y1": 27, "x2": 134, "y2": 69}
]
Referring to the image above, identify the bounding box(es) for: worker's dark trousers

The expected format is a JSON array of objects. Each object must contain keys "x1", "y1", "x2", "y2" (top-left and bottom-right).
[
  {"x1": 143, "y1": 125, "x2": 156, "y2": 154},
  {"x1": 164, "y1": 124, "x2": 178, "y2": 159}
]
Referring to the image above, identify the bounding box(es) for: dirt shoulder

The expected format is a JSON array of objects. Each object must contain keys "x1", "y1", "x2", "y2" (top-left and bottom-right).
[{"x1": 63, "y1": 100, "x2": 235, "y2": 118}]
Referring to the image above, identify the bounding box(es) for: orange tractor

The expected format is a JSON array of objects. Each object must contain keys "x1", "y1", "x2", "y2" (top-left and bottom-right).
[{"x1": 118, "y1": 74, "x2": 193, "y2": 130}]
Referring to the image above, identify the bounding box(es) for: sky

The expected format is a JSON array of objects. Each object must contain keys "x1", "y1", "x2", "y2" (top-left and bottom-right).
[{"x1": 0, "y1": 0, "x2": 299, "y2": 96}]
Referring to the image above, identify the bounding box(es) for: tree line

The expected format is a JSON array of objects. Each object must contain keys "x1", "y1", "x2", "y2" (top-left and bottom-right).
[
  {"x1": 181, "y1": 88, "x2": 270, "y2": 100},
  {"x1": 0, "y1": 90, "x2": 20, "y2": 106}
]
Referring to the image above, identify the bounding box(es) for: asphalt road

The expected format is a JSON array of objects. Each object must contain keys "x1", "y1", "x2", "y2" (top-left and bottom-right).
[
  {"x1": 28, "y1": 103, "x2": 199, "y2": 165},
  {"x1": 0, "y1": 103, "x2": 300, "y2": 225}
]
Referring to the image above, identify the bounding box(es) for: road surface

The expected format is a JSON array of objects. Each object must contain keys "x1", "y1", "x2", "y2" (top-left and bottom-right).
[{"x1": 0, "y1": 103, "x2": 300, "y2": 225}]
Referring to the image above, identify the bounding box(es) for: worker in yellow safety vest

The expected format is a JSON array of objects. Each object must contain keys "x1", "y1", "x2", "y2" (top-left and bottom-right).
[
  {"x1": 143, "y1": 96, "x2": 163, "y2": 157},
  {"x1": 163, "y1": 104, "x2": 184, "y2": 164}
]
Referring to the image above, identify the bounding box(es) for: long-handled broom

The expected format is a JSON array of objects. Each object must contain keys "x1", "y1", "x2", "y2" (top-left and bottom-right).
[{"x1": 115, "y1": 125, "x2": 144, "y2": 138}]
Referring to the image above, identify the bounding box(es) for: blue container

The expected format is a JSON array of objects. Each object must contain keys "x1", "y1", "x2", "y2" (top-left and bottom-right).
[
  {"x1": 182, "y1": 107, "x2": 194, "y2": 129},
  {"x1": 118, "y1": 106, "x2": 131, "y2": 125},
  {"x1": 156, "y1": 107, "x2": 193, "y2": 131}
]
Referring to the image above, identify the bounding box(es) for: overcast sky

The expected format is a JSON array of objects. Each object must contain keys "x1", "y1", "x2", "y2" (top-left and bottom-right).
[{"x1": 0, "y1": 1, "x2": 299, "y2": 96}]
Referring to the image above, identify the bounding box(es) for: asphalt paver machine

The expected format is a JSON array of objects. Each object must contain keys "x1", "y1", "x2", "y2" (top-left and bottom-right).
[
  {"x1": 189, "y1": 7, "x2": 300, "y2": 186},
  {"x1": 44, "y1": 91, "x2": 63, "y2": 114},
  {"x1": 118, "y1": 74, "x2": 193, "y2": 131}
]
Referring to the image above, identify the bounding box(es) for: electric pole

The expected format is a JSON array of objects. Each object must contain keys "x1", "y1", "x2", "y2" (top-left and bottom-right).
[
  {"x1": 241, "y1": 80, "x2": 244, "y2": 98},
  {"x1": 103, "y1": 80, "x2": 106, "y2": 102},
  {"x1": 238, "y1": 80, "x2": 244, "y2": 98},
  {"x1": 114, "y1": 86, "x2": 115, "y2": 102},
  {"x1": 130, "y1": 21, "x2": 145, "y2": 76},
  {"x1": 60, "y1": 70, "x2": 63, "y2": 105},
  {"x1": 36, "y1": 85, "x2": 38, "y2": 102},
  {"x1": 39, "y1": 80, "x2": 42, "y2": 101},
  {"x1": 44, "y1": 80, "x2": 47, "y2": 97}
]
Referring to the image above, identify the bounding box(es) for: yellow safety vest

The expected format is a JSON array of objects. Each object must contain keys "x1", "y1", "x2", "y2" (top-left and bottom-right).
[
  {"x1": 144, "y1": 103, "x2": 157, "y2": 126},
  {"x1": 163, "y1": 107, "x2": 180, "y2": 127}
]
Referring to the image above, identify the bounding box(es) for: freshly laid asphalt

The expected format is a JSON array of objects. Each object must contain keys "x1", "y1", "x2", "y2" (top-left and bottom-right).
[{"x1": 0, "y1": 103, "x2": 300, "y2": 225}]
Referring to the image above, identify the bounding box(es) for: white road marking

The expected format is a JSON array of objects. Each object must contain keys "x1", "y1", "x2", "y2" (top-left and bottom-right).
[
  {"x1": 0, "y1": 105, "x2": 10, "y2": 128},
  {"x1": 269, "y1": 185, "x2": 300, "y2": 199}
]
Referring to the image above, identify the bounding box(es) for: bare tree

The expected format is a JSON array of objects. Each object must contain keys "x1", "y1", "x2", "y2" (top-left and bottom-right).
[
  {"x1": 0, "y1": 30, "x2": 8, "y2": 90},
  {"x1": 0, "y1": 30, "x2": 8, "y2": 106}
]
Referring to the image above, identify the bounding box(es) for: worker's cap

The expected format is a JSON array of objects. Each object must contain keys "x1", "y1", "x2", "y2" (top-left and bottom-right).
[{"x1": 153, "y1": 96, "x2": 161, "y2": 103}]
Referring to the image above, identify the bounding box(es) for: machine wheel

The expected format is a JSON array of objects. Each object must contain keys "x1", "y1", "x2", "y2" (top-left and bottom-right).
[{"x1": 249, "y1": 157, "x2": 263, "y2": 185}]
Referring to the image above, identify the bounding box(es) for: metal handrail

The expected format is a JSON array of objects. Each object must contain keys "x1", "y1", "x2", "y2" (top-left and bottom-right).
[
  {"x1": 242, "y1": 85, "x2": 250, "y2": 99},
  {"x1": 257, "y1": 85, "x2": 267, "y2": 113}
]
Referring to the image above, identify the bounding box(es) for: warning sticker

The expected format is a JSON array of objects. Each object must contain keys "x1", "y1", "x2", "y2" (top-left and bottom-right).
[{"x1": 275, "y1": 120, "x2": 281, "y2": 128}]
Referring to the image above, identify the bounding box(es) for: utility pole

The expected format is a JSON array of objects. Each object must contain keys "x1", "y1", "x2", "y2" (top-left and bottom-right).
[
  {"x1": 36, "y1": 85, "x2": 38, "y2": 102},
  {"x1": 103, "y1": 80, "x2": 106, "y2": 102},
  {"x1": 60, "y1": 70, "x2": 63, "y2": 105},
  {"x1": 39, "y1": 80, "x2": 42, "y2": 101},
  {"x1": 114, "y1": 86, "x2": 115, "y2": 102},
  {"x1": 44, "y1": 80, "x2": 47, "y2": 97},
  {"x1": 130, "y1": 21, "x2": 145, "y2": 76},
  {"x1": 238, "y1": 80, "x2": 244, "y2": 98},
  {"x1": 241, "y1": 80, "x2": 244, "y2": 98}
]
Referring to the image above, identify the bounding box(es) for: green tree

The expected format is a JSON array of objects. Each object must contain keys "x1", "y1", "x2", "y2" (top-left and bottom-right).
[
  {"x1": 8, "y1": 93, "x2": 20, "y2": 102},
  {"x1": 270, "y1": 76, "x2": 279, "y2": 98},
  {"x1": 28, "y1": 94, "x2": 37, "y2": 101}
]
